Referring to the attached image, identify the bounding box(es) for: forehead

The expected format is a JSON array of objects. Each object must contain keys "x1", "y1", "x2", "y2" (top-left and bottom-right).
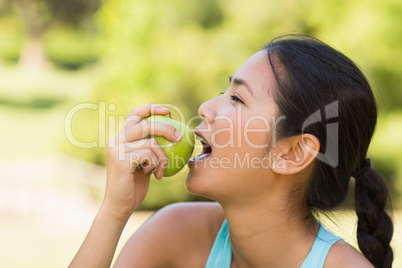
[{"x1": 233, "y1": 50, "x2": 276, "y2": 94}]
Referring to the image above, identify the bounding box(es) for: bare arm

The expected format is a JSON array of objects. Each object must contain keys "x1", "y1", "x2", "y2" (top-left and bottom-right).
[
  {"x1": 69, "y1": 204, "x2": 129, "y2": 268},
  {"x1": 69, "y1": 104, "x2": 181, "y2": 268}
]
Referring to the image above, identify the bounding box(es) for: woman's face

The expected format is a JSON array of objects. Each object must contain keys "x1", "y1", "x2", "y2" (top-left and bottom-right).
[{"x1": 186, "y1": 50, "x2": 283, "y2": 200}]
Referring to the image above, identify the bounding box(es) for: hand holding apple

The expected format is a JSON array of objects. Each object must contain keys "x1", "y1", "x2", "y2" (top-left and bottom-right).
[
  {"x1": 145, "y1": 114, "x2": 195, "y2": 177},
  {"x1": 104, "y1": 104, "x2": 182, "y2": 218}
]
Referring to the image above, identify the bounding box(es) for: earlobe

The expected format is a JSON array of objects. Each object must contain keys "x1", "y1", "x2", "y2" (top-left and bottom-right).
[{"x1": 270, "y1": 134, "x2": 320, "y2": 175}]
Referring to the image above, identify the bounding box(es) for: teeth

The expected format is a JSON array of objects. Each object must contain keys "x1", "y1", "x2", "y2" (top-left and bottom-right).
[
  {"x1": 190, "y1": 153, "x2": 211, "y2": 161},
  {"x1": 196, "y1": 135, "x2": 208, "y2": 144}
]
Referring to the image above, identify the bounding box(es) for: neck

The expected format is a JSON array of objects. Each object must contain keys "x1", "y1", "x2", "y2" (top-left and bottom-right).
[{"x1": 221, "y1": 195, "x2": 319, "y2": 268}]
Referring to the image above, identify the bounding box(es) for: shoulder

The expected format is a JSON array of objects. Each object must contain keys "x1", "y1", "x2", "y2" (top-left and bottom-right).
[
  {"x1": 114, "y1": 202, "x2": 225, "y2": 267},
  {"x1": 148, "y1": 201, "x2": 225, "y2": 242},
  {"x1": 324, "y1": 240, "x2": 374, "y2": 268},
  {"x1": 147, "y1": 202, "x2": 225, "y2": 246},
  {"x1": 152, "y1": 201, "x2": 225, "y2": 227}
]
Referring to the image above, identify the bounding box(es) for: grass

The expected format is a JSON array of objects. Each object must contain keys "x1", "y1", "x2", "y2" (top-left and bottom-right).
[{"x1": 0, "y1": 63, "x2": 98, "y2": 160}]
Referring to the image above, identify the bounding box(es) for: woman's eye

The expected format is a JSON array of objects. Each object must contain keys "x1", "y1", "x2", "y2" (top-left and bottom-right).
[{"x1": 230, "y1": 95, "x2": 244, "y2": 104}]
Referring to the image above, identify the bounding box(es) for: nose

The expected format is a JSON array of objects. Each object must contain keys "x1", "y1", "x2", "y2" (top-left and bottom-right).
[{"x1": 198, "y1": 97, "x2": 219, "y2": 124}]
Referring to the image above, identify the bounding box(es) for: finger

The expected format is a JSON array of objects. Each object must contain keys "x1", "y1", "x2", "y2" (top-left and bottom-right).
[
  {"x1": 121, "y1": 120, "x2": 182, "y2": 143},
  {"x1": 140, "y1": 156, "x2": 166, "y2": 178},
  {"x1": 141, "y1": 162, "x2": 156, "y2": 175},
  {"x1": 129, "y1": 103, "x2": 170, "y2": 118},
  {"x1": 154, "y1": 157, "x2": 169, "y2": 179},
  {"x1": 129, "y1": 149, "x2": 158, "y2": 172},
  {"x1": 123, "y1": 104, "x2": 170, "y2": 130},
  {"x1": 126, "y1": 139, "x2": 169, "y2": 179}
]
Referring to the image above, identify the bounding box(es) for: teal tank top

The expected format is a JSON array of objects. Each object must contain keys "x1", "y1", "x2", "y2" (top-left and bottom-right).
[{"x1": 205, "y1": 219, "x2": 342, "y2": 268}]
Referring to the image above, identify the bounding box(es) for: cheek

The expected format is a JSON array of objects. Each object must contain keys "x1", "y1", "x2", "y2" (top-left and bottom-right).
[
  {"x1": 211, "y1": 109, "x2": 238, "y2": 149},
  {"x1": 210, "y1": 111, "x2": 274, "y2": 153},
  {"x1": 241, "y1": 116, "x2": 272, "y2": 149}
]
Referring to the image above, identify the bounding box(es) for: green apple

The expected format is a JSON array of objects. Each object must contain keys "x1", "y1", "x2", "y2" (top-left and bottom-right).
[{"x1": 145, "y1": 114, "x2": 195, "y2": 177}]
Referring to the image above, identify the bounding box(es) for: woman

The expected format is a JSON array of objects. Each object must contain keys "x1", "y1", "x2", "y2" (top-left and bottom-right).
[{"x1": 69, "y1": 35, "x2": 393, "y2": 268}]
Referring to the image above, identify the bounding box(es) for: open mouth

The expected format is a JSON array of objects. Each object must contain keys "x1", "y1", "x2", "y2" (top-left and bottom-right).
[{"x1": 189, "y1": 134, "x2": 212, "y2": 162}]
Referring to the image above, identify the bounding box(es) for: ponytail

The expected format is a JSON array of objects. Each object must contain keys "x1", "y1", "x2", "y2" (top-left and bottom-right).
[{"x1": 355, "y1": 168, "x2": 394, "y2": 268}]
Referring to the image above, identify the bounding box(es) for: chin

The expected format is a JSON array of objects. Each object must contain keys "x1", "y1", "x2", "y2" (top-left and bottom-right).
[
  {"x1": 184, "y1": 166, "x2": 219, "y2": 200},
  {"x1": 185, "y1": 168, "x2": 209, "y2": 197},
  {"x1": 185, "y1": 164, "x2": 235, "y2": 203}
]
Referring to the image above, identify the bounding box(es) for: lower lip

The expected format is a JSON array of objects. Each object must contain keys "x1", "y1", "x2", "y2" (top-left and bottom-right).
[{"x1": 188, "y1": 153, "x2": 211, "y2": 168}]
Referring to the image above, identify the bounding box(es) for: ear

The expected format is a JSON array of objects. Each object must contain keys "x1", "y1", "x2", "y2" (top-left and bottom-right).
[{"x1": 270, "y1": 134, "x2": 320, "y2": 175}]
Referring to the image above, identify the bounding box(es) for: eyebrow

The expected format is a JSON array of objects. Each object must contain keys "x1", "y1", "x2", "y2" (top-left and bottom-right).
[{"x1": 229, "y1": 76, "x2": 254, "y2": 97}]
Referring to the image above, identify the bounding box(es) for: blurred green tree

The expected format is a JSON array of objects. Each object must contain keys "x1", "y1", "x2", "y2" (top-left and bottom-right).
[{"x1": 0, "y1": 0, "x2": 101, "y2": 69}]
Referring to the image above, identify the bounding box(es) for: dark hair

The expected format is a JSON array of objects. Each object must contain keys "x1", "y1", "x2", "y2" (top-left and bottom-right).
[{"x1": 264, "y1": 35, "x2": 393, "y2": 268}]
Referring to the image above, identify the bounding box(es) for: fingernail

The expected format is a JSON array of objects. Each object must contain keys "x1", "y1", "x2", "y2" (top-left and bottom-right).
[
  {"x1": 159, "y1": 106, "x2": 170, "y2": 111},
  {"x1": 175, "y1": 130, "x2": 182, "y2": 139}
]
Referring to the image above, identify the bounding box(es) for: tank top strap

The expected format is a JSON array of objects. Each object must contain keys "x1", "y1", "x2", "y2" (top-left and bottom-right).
[
  {"x1": 300, "y1": 222, "x2": 343, "y2": 268},
  {"x1": 205, "y1": 219, "x2": 342, "y2": 268},
  {"x1": 205, "y1": 219, "x2": 232, "y2": 268}
]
